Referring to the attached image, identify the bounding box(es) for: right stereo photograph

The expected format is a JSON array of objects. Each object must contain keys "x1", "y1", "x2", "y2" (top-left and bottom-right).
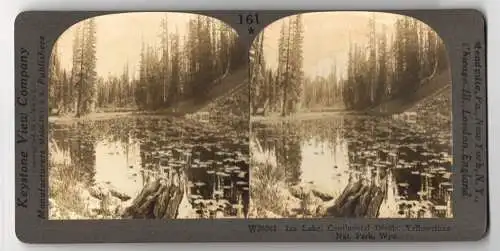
[{"x1": 248, "y1": 11, "x2": 453, "y2": 219}]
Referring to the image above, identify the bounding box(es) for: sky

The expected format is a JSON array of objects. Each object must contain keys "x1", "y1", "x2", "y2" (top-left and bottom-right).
[
  {"x1": 53, "y1": 12, "x2": 440, "y2": 81},
  {"x1": 54, "y1": 12, "x2": 225, "y2": 79},
  {"x1": 260, "y1": 12, "x2": 438, "y2": 79}
]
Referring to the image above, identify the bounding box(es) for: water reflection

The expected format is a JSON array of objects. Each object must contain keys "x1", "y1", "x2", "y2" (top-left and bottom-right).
[
  {"x1": 250, "y1": 115, "x2": 453, "y2": 218},
  {"x1": 300, "y1": 138, "x2": 350, "y2": 199},
  {"x1": 49, "y1": 117, "x2": 249, "y2": 219},
  {"x1": 94, "y1": 139, "x2": 143, "y2": 199}
]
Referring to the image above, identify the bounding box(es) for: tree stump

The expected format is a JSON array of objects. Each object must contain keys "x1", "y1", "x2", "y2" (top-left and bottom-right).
[
  {"x1": 323, "y1": 177, "x2": 387, "y2": 218},
  {"x1": 121, "y1": 169, "x2": 187, "y2": 219}
]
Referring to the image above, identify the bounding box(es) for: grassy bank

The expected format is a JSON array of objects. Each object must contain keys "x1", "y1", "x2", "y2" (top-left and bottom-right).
[{"x1": 48, "y1": 141, "x2": 103, "y2": 219}]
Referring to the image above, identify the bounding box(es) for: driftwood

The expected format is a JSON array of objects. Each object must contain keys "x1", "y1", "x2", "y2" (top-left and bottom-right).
[
  {"x1": 110, "y1": 189, "x2": 132, "y2": 201},
  {"x1": 89, "y1": 184, "x2": 131, "y2": 202},
  {"x1": 121, "y1": 170, "x2": 186, "y2": 219},
  {"x1": 289, "y1": 184, "x2": 335, "y2": 202},
  {"x1": 324, "y1": 178, "x2": 387, "y2": 218}
]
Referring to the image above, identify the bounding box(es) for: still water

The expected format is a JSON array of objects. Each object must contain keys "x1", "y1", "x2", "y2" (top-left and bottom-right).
[
  {"x1": 49, "y1": 107, "x2": 453, "y2": 219},
  {"x1": 49, "y1": 116, "x2": 250, "y2": 218},
  {"x1": 250, "y1": 114, "x2": 453, "y2": 218}
]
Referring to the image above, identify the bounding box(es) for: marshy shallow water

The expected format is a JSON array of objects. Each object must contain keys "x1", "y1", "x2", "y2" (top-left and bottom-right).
[
  {"x1": 250, "y1": 112, "x2": 453, "y2": 219},
  {"x1": 49, "y1": 116, "x2": 250, "y2": 219},
  {"x1": 48, "y1": 93, "x2": 452, "y2": 220}
]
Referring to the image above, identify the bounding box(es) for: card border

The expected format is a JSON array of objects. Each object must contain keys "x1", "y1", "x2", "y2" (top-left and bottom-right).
[{"x1": 14, "y1": 9, "x2": 488, "y2": 243}]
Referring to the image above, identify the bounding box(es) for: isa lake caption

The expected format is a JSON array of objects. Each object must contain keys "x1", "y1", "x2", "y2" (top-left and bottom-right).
[{"x1": 247, "y1": 223, "x2": 451, "y2": 240}]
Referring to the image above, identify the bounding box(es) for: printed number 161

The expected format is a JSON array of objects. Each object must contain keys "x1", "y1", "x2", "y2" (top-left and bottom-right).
[{"x1": 239, "y1": 14, "x2": 260, "y2": 25}]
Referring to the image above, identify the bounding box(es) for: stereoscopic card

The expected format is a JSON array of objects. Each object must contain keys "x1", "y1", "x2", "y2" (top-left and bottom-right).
[{"x1": 14, "y1": 9, "x2": 488, "y2": 243}]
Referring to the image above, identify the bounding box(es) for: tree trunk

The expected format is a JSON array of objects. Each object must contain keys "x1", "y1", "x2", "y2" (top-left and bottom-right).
[
  {"x1": 281, "y1": 89, "x2": 288, "y2": 116},
  {"x1": 121, "y1": 169, "x2": 187, "y2": 219},
  {"x1": 281, "y1": 20, "x2": 293, "y2": 117}
]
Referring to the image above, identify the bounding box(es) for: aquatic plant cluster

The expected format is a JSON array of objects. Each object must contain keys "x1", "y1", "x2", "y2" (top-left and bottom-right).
[
  {"x1": 49, "y1": 114, "x2": 250, "y2": 219},
  {"x1": 249, "y1": 88, "x2": 453, "y2": 219}
]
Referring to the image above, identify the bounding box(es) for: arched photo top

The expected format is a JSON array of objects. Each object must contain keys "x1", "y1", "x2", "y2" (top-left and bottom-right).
[{"x1": 48, "y1": 12, "x2": 245, "y2": 116}]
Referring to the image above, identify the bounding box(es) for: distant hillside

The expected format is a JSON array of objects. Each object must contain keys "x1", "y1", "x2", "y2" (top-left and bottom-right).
[
  {"x1": 368, "y1": 72, "x2": 452, "y2": 115},
  {"x1": 413, "y1": 84, "x2": 452, "y2": 129},
  {"x1": 170, "y1": 67, "x2": 248, "y2": 115}
]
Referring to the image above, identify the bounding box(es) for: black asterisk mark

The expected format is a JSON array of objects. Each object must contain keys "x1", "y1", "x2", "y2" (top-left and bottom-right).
[{"x1": 248, "y1": 26, "x2": 255, "y2": 35}]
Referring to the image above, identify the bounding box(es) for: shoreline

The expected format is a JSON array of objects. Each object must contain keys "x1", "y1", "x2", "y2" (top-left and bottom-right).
[
  {"x1": 49, "y1": 100, "x2": 425, "y2": 125},
  {"x1": 250, "y1": 110, "x2": 378, "y2": 123},
  {"x1": 48, "y1": 110, "x2": 184, "y2": 124},
  {"x1": 49, "y1": 111, "x2": 137, "y2": 123},
  {"x1": 49, "y1": 109, "x2": 390, "y2": 124}
]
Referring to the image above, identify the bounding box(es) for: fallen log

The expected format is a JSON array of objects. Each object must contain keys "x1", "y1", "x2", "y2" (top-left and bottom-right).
[
  {"x1": 89, "y1": 183, "x2": 131, "y2": 202},
  {"x1": 289, "y1": 184, "x2": 335, "y2": 202},
  {"x1": 110, "y1": 189, "x2": 132, "y2": 202}
]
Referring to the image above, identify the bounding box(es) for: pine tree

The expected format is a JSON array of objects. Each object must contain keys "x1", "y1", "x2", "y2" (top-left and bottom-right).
[
  {"x1": 249, "y1": 30, "x2": 266, "y2": 114},
  {"x1": 167, "y1": 30, "x2": 181, "y2": 109},
  {"x1": 289, "y1": 14, "x2": 304, "y2": 112},
  {"x1": 375, "y1": 28, "x2": 388, "y2": 103},
  {"x1": 83, "y1": 18, "x2": 97, "y2": 113},
  {"x1": 69, "y1": 25, "x2": 83, "y2": 114},
  {"x1": 70, "y1": 18, "x2": 97, "y2": 117},
  {"x1": 160, "y1": 14, "x2": 170, "y2": 104},
  {"x1": 61, "y1": 70, "x2": 70, "y2": 111},
  {"x1": 120, "y1": 62, "x2": 130, "y2": 106},
  {"x1": 281, "y1": 18, "x2": 293, "y2": 116},
  {"x1": 276, "y1": 20, "x2": 287, "y2": 113},
  {"x1": 48, "y1": 42, "x2": 62, "y2": 113},
  {"x1": 368, "y1": 13, "x2": 377, "y2": 104}
]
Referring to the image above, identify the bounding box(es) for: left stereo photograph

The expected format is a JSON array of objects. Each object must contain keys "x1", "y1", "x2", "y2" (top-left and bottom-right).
[{"x1": 47, "y1": 12, "x2": 250, "y2": 220}]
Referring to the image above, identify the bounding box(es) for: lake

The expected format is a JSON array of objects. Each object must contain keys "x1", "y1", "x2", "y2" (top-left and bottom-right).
[
  {"x1": 250, "y1": 113, "x2": 453, "y2": 218},
  {"x1": 48, "y1": 107, "x2": 453, "y2": 219},
  {"x1": 49, "y1": 115, "x2": 250, "y2": 219}
]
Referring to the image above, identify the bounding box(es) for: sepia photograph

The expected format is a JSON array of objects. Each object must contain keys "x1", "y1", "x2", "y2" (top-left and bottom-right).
[
  {"x1": 48, "y1": 12, "x2": 250, "y2": 220},
  {"x1": 248, "y1": 12, "x2": 453, "y2": 219}
]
